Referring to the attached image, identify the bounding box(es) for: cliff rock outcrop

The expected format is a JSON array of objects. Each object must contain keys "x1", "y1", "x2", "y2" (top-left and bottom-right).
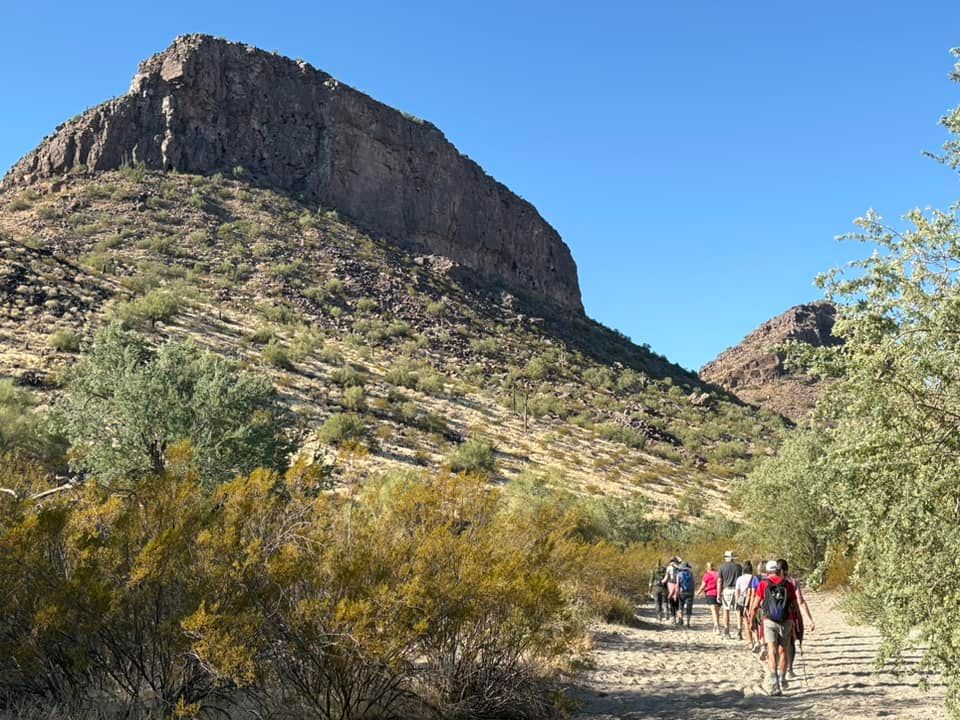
[
  {"x1": 700, "y1": 302, "x2": 840, "y2": 421},
  {"x1": 2, "y1": 35, "x2": 582, "y2": 311}
]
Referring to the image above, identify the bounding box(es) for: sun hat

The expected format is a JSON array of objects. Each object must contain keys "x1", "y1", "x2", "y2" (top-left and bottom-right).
[
  {"x1": 765, "y1": 560, "x2": 779, "y2": 573},
  {"x1": 724, "y1": 551, "x2": 736, "y2": 560}
]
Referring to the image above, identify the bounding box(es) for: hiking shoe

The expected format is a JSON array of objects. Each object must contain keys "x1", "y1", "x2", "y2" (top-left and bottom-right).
[
  {"x1": 769, "y1": 678, "x2": 781, "y2": 696},
  {"x1": 758, "y1": 647, "x2": 768, "y2": 661},
  {"x1": 786, "y1": 670, "x2": 797, "y2": 681}
]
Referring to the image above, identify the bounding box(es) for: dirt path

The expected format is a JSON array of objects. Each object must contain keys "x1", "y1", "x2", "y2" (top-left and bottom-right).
[{"x1": 569, "y1": 592, "x2": 947, "y2": 719}]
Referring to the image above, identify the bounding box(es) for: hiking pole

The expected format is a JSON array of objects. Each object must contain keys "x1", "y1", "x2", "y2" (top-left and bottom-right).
[{"x1": 799, "y1": 642, "x2": 809, "y2": 687}]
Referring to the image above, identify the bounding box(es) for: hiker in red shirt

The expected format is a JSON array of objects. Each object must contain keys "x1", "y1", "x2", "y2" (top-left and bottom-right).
[
  {"x1": 778, "y1": 558, "x2": 816, "y2": 682},
  {"x1": 748, "y1": 560, "x2": 797, "y2": 696},
  {"x1": 695, "y1": 561, "x2": 721, "y2": 634}
]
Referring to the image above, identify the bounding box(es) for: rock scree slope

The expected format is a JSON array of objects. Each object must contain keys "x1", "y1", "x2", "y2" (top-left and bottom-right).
[
  {"x1": 700, "y1": 302, "x2": 839, "y2": 422},
  {"x1": 2, "y1": 34, "x2": 582, "y2": 312}
]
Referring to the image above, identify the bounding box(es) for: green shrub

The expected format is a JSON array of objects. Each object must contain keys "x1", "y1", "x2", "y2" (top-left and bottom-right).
[
  {"x1": 48, "y1": 324, "x2": 293, "y2": 485},
  {"x1": 469, "y1": 337, "x2": 499, "y2": 355},
  {"x1": 355, "y1": 297, "x2": 377, "y2": 314},
  {"x1": 115, "y1": 289, "x2": 180, "y2": 329},
  {"x1": 47, "y1": 329, "x2": 80, "y2": 353},
  {"x1": 341, "y1": 386, "x2": 366, "y2": 411},
  {"x1": 677, "y1": 485, "x2": 707, "y2": 518},
  {"x1": 119, "y1": 161, "x2": 147, "y2": 182},
  {"x1": 316, "y1": 412, "x2": 367, "y2": 446},
  {"x1": 81, "y1": 251, "x2": 117, "y2": 274},
  {"x1": 593, "y1": 590, "x2": 639, "y2": 626},
  {"x1": 416, "y1": 370, "x2": 446, "y2": 395},
  {"x1": 186, "y1": 229, "x2": 210, "y2": 246},
  {"x1": 261, "y1": 340, "x2": 292, "y2": 369},
  {"x1": 248, "y1": 325, "x2": 275, "y2": 345},
  {"x1": 0, "y1": 380, "x2": 66, "y2": 466},
  {"x1": 446, "y1": 436, "x2": 496, "y2": 476},
  {"x1": 596, "y1": 423, "x2": 647, "y2": 450},
  {"x1": 330, "y1": 365, "x2": 365, "y2": 387}
]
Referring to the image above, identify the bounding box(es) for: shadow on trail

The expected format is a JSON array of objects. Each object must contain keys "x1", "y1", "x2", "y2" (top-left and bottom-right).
[{"x1": 572, "y1": 685, "x2": 890, "y2": 720}]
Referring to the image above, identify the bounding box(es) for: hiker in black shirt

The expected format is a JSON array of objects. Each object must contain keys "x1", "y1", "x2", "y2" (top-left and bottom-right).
[{"x1": 717, "y1": 551, "x2": 742, "y2": 639}]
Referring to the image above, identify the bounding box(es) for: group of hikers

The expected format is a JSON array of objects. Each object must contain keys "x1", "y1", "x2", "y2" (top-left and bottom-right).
[{"x1": 649, "y1": 552, "x2": 816, "y2": 696}]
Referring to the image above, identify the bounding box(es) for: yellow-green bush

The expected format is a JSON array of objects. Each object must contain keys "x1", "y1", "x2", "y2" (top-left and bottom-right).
[{"x1": 0, "y1": 457, "x2": 609, "y2": 719}]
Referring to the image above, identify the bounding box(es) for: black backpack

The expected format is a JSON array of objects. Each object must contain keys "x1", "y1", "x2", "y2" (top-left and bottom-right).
[{"x1": 763, "y1": 580, "x2": 791, "y2": 623}]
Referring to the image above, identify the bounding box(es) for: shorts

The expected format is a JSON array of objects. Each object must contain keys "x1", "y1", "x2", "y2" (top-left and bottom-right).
[
  {"x1": 705, "y1": 593, "x2": 720, "y2": 606},
  {"x1": 721, "y1": 587, "x2": 737, "y2": 611},
  {"x1": 763, "y1": 619, "x2": 794, "y2": 648}
]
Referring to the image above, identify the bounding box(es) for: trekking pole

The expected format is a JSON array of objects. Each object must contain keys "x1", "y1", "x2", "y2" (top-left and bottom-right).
[{"x1": 799, "y1": 642, "x2": 809, "y2": 687}]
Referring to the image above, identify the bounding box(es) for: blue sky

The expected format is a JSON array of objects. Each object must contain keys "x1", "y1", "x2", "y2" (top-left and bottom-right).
[{"x1": 3, "y1": 2, "x2": 960, "y2": 370}]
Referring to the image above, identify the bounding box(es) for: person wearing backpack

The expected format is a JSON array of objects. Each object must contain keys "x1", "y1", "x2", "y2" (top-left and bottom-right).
[
  {"x1": 649, "y1": 561, "x2": 669, "y2": 622},
  {"x1": 777, "y1": 558, "x2": 816, "y2": 680},
  {"x1": 675, "y1": 561, "x2": 695, "y2": 627},
  {"x1": 748, "y1": 560, "x2": 798, "y2": 696}
]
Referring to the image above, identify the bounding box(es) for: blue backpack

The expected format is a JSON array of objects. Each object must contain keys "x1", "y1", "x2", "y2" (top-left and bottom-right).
[
  {"x1": 677, "y1": 568, "x2": 694, "y2": 594},
  {"x1": 763, "y1": 580, "x2": 791, "y2": 623}
]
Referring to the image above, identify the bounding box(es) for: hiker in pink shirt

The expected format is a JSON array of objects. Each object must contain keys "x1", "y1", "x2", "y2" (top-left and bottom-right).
[{"x1": 695, "y1": 561, "x2": 721, "y2": 634}]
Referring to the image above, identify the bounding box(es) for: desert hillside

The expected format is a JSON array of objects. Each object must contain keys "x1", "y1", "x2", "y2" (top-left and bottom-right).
[{"x1": 0, "y1": 166, "x2": 784, "y2": 515}]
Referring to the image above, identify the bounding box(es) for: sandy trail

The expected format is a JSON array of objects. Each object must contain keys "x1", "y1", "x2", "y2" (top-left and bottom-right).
[{"x1": 569, "y1": 592, "x2": 947, "y2": 719}]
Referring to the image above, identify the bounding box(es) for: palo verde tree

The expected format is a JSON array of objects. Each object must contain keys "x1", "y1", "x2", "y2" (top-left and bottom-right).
[
  {"x1": 740, "y1": 49, "x2": 960, "y2": 715},
  {"x1": 50, "y1": 323, "x2": 296, "y2": 486}
]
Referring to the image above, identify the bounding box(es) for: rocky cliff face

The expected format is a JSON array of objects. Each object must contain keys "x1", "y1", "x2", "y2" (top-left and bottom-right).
[
  {"x1": 700, "y1": 302, "x2": 840, "y2": 421},
  {"x1": 2, "y1": 35, "x2": 582, "y2": 312}
]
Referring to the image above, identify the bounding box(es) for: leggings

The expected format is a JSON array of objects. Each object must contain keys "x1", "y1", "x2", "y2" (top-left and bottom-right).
[{"x1": 655, "y1": 588, "x2": 668, "y2": 618}]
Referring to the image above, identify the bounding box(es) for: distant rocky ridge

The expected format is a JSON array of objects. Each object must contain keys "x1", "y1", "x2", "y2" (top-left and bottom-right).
[
  {"x1": 700, "y1": 302, "x2": 840, "y2": 422},
  {"x1": 2, "y1": 34, "x2": 582, "y2": 311}
]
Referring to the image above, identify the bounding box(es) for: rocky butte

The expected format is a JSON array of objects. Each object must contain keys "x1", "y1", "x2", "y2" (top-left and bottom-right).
[
  {"x1": 2, "y1": 34, "x2": 582, "y2": 312},
  {"x1": 700, "y1": 302, "x2": 840, "y2": 422}
]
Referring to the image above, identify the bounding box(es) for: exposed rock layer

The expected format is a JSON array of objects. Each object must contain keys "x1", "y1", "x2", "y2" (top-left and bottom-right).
[
  {"x1": 2, "y1": 35, "x2": 582, "y2": 311},
  {"x1": 700, "y1": 302, "x2": 839, "y2": 421}
]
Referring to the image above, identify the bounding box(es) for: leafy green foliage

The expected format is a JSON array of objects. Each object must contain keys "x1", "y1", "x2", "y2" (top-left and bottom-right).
[
  {"x1": 49, "y1": 324, "x2": 295, "y2": 486},
  {"x1": 740, "y1": 54, "x2": 960, "y2": 714},
  {"x1": 446, "y1": 436, "x2": 496, "y2": 476},
  {"x1": 261, "y1": 339, "x2": 292, "y2": 369},
  {"x1": 0, "y1": 381, "x2": 65, "y2": 467},
  {"x1": 114, "y1": 288, "x2": 181, "y2": 329},
  {"x1": 47, "y1": 328, "x2": 80, "y2": 353},
  {"x1": 316, "y1": 412, "x2": 367, "y2": 447}
]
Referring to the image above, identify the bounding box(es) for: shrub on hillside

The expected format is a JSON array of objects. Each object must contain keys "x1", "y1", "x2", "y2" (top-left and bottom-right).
[
  {"x1": 316, "y1": 412, "x2": 367, "y2": 447},
  {"x1": 446, "y1": 436, "x2": 496, "y2": 476},
  {"x1": 115, "y1": 289, "x2": 180, "y2": 330},
  {"x1": 261, "y1": 340, "x2": 293, "y2": 369},
  {"x1": 49, "y1": 323, "x2": 294, "y2": 486},
  {"x1": 0, "y1": 380, "x2": 65, "y2": 467},
  {"x1": 47, "y1": 328, "x2": 80, "y2": 353}
]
